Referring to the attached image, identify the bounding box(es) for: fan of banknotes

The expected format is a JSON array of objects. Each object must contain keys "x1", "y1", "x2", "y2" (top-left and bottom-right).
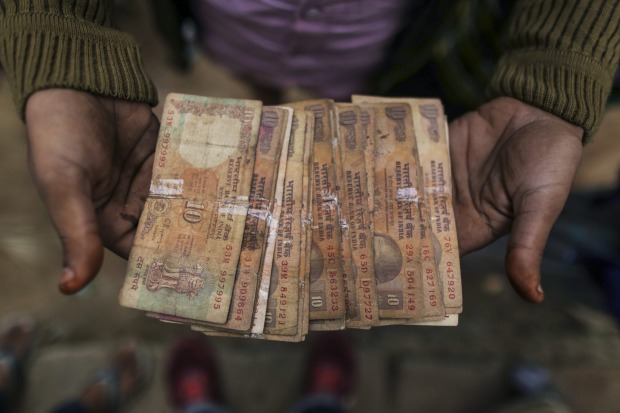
[{"x1": 119, "y1": 94, "x2": 463, "y2": 342}]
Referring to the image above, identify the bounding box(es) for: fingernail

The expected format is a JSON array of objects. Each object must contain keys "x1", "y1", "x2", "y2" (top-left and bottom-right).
[
  {"x1": 60, "y1": 268, "x2": 75, "y2": 286},
  {"x1": 536, "y1": 284, "x2": 544, "y2": 295}
]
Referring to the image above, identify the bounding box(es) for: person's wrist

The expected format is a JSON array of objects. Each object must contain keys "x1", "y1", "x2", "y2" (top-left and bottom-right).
[{"x1": 492, "y1": 96, "x2": 584, "y2": 143}]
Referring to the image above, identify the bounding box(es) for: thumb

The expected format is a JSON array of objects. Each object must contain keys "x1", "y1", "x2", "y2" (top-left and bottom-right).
[
  {"x1": 505, "y1": 190, "x2": 565, "y2": 303},
  {"x1": 39, "y1": 172, "x2": 104, "y2": 294}
]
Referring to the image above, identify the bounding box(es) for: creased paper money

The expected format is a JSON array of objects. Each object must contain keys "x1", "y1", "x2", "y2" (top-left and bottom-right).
[{"x1": 120, "y1": 94, "x2": 262, "y2": 323}]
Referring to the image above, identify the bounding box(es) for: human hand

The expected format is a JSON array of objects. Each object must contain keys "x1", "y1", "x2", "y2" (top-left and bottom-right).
[
  {"x1": 25, "y1": 89, "x2": 159, "y2": 294},
  {"x1": 450, "y1": 97, "x2": 583, "y2": 303}
]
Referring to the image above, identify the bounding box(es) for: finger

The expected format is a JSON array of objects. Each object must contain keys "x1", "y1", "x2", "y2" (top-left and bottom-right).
[
  {"x1": 505, "y1": 246, "x2": 545, "y2": 304},
  {"x1": 98, "y1": 117, "x2": 157, "y2": 258},
  {"x1": 505, "y1": 190, "x2": 564, "y2": 303},
  {"x1": 37, "y1": 171, "x2": 104, "y2": 294},
  {"x1": 99, "y1": 154, "x2": 153, "y2": 259}
]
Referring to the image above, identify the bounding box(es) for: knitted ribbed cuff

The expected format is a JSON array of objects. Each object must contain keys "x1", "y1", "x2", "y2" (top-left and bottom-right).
[
  {"x1": 0, "y1": 12, "x2": 158, "y2": 118},
  {"x1": 488, "y1": 49, "x2": 615, "y2": 143}
]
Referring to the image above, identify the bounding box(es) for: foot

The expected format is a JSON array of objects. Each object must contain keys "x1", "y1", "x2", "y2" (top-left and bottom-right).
[
  {"x1": 302, "y1": 332, "x2": 357, "y2": 404},
  {"x1": 80, "y1": 341, "x2": 150, "y2": 413},
  {"x1": 0, "y1": 317, "x2": 35, "y2": 409},
  {"x1": 508, "y1": 362, "x2": 559, "y2": 399},
  {"x1": 493, "y1": 362, "x2": 571, "y2": 413},
  {"x1": 166, "y1": 335, "x2": 223, "y2": 409}
]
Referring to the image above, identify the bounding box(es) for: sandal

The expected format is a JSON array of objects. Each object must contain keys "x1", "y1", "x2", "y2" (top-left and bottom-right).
[{"x1": 80, "y1": 340, "x2": 152, "y2": 413}]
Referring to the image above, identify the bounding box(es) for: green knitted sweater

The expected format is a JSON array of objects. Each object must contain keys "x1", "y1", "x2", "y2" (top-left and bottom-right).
[
  {"x1": 0, "y1": 0, "x2": 157, "y2": 114},
  {"x1": 488, "y1": 0, "x2": 620, "y2": 141},
  {"x1": 1, "y1": 0, "x2": 619, "y2": 141}
]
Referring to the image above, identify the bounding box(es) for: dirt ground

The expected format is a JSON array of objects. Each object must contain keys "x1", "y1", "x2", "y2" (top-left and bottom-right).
[{"x1": 1, "y1": 2, "x2": 620, "y2": 412}]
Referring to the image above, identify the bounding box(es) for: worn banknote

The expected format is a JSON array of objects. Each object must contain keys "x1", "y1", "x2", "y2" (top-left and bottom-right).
[
  {"x1": 216, "y1": 106, "x2": 291, "y2": 331},
  {"x1": 353, "y1": 95, "x2": 462, "y2": 315},
  {"x1": 359, "y1": 102, "x2": 425, "y2": 320},
  {"x1": 288, "y1": 100, "x2": 346, "y2": 321},
  {"x1": 264, "y1": 111, "x2": 308, "y2": 336},
  {"x1": 335, "y1": 104, "x2": 379, "y2": 328},
  {"x1": 119, "y1": 94, "x2": 262, "y2": 324}
]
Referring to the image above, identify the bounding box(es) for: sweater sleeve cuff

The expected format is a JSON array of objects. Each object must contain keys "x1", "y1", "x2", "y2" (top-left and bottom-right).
[
  {"x1": 0, "y1": 13, "x2": 158, "y2": 118},
  {"x1": 488, "y1": 48, "x2": 615, "y2": 142}
]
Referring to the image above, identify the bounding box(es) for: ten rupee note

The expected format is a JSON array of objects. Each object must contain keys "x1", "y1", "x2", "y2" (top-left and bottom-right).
[{"x1": 120, "y1": 94, "x2": 262, "y2": 324}]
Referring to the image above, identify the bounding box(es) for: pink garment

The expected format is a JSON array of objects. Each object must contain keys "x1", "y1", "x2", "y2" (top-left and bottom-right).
[{"x1": 193, "y1": 0, "x2": 409, "y2": 99}]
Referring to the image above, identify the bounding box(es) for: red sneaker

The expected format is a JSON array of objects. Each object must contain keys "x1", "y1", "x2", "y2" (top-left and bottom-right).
[
  {"x1": 302, "y1": 332, "x2": 357, "y2": 403},
  {"x1": 165, "y1": 335, "x2": 224, "y2": 409}
]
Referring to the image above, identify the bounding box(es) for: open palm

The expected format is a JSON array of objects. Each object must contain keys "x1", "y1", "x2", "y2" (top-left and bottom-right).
[{"x1": 450, "y1": 97, "x2": 583, "y2": 302}]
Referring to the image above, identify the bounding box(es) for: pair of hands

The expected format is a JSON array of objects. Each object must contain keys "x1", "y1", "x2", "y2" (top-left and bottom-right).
[{"x1": 24, "y1": 89, "x2": 583, "y2": 302}]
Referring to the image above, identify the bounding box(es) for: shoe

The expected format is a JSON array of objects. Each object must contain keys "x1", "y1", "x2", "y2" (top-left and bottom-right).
[
  {"x1": 165, "y1": 335, "x2": 224, "y2": 409},
  {"x1": 302, "y1": 332, "x2": 357, "y2": 404}
]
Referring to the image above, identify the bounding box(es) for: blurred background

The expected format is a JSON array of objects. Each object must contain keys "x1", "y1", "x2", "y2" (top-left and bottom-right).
[{"x1": 1, "y1": 1, "x2": 619, "y2": 412}]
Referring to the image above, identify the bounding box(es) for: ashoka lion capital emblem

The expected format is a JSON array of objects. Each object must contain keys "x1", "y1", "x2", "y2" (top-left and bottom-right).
[{"x1": 145, "y1": 260, "x2": 206, "y2": 299}]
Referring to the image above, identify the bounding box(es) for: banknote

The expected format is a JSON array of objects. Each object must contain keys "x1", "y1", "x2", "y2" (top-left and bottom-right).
[
  {"x1": 358, "y1": 102, "x2": 425, "y2": 320},
  {"x1": 352, "y1": 95, "x2": 462, "y2": 314},
  {"x1": 335, "y1": 104, "x2": 379, "y2": 328},
  {"x1": 333, "y1": 105, "x2": 356, "y2": 322},
  {"x1": 215, "y1": 106, "x2": 291, "y2": 331},
  {"x1": 119, "y1": 94, "x2": 262, "y2": 324},
  {"x1": 359, "y1": 107, "x2": 381, "y2": 327},
  {"x1": 250, "y1": 108, "x2": 294, "y2": 334},
  {"x1": 299, "y1": 112, "x2": 315, "y2": 338},
  {"x1": 143, "y1": 108, "x2": 292, "y2": 331},
  {"x1": 264, "y1": 111, "x2": 307, "y2": 336},
  {"x1": 413, "y1": 102, "x2": 462, "y2": 314},
  {"x1": 288, "y1": 100, "x2": 346, "y2": 321}
]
